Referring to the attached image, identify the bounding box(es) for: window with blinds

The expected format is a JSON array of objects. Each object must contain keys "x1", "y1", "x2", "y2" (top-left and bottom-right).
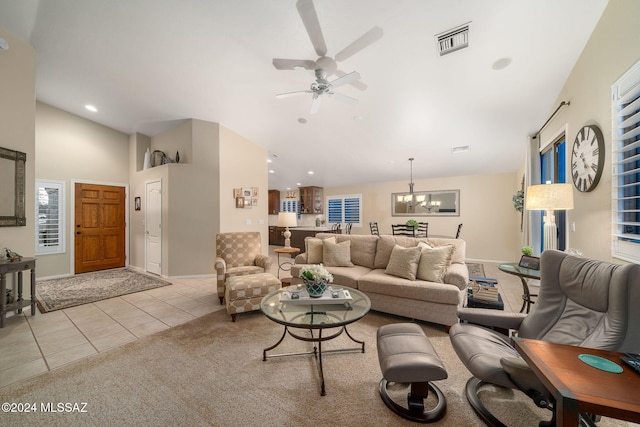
[
  {"x1": 35, "y1": 180, "x2": 65, "y2": 255},
  {"x1": 611, "y1": 59, "x2": 640, "y2": 263},
  {"x1": 326, "y1": 194, "x2": 362, "y2": 226}
]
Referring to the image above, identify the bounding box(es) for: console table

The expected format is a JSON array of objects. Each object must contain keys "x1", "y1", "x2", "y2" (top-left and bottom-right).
[
  {"x1": 514, "y1": 338, "x2": 640, "y2": 426},
  {"x1": 0, "y1": 257, "x2": 37, "y2": 327}
]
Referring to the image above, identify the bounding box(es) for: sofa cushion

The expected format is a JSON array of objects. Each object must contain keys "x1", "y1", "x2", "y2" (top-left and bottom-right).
[
  {"x1": 314, "y1": 233, "x2": 378, "y2": 269},
  {"x1": 427, "y1": 237, "x2": 466, "y2": 265},
  {"x1": 323, "y1": 240, "x2": 354, "y2": 267},
  {"x1": 416, "y1": 245, "x2": 454, "y2": 283},
  {"x1": 374, "y1": 235, "x2": 429, "y2": 269},
  {"x1": 385, "y1": 245, "x2": 422, "y2": 281},
  {"x1": 359, "y1": 269, "x2": 462, "y2": 305},
  {"x1": 306, "y1": 236, "x2": 336, "y2": 264},
  {"x1": 292, "y1": 264, "x2": 370, "y2": 289}
]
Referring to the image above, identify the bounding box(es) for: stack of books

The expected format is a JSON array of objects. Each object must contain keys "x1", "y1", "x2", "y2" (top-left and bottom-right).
[{"x1": 469, "y1": 276, "x2": 499, "y2": 302}]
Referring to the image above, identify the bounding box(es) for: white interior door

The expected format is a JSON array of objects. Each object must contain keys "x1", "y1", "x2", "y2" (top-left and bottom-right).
[{"x1": 145, "y1": 180, "x2": 162, "y2": 275}]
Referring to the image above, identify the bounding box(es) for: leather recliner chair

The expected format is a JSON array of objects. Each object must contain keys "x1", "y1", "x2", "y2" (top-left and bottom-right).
[{"x1": 449, "y1": 250, "x2": 640, "y2": 426}]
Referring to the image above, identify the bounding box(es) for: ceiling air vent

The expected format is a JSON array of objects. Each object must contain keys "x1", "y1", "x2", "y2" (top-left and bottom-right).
[{"x1": 436, "y1": 23, "x2": 470, "y2": 56}]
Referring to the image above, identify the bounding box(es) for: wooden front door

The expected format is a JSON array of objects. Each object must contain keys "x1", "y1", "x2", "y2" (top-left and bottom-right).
[{"x1": 74, "y1": 183, "x2": 126, "y2": 274}]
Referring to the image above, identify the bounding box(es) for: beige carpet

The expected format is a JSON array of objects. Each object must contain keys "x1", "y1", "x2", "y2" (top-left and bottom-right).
[
  {"x1": 0, "y1": 308, "x2": 629, "y2": 426},
  {"x1": 36, "y1": 268, "x2": 171, "y2": 313}
]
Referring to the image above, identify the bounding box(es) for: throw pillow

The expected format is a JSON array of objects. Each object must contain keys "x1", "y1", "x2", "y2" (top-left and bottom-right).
[
  {"x1": 384, "y1": 245, "x2": 422, "y2": 281},
  {"x1": 416, "y1": 245, "x2": 455, "y2": 283},
  {"x1": 306, "y1": 236, "x2": 336, "y2": 264},
  {"x1": 322, "y1": 240, "x2": 354, "y2": 267}
]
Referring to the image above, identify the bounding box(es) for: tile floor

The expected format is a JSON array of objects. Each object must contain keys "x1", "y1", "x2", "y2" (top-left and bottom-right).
[{"x1": 0, "y1": 246, "x2": 526, "y2": 390}]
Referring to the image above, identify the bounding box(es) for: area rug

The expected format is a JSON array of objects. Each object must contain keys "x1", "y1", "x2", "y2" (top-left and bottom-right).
[
  {"x1": 0, "y1": 309, "x2": 627, "y2": 426},
  {"x1": 35, "y1": 268, "x2": 171, "y2": 313}
]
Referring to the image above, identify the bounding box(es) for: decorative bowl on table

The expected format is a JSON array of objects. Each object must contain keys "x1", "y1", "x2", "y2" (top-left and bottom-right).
[{"x1": 299, "y1": 264, "x2": 334, "y2": 298}]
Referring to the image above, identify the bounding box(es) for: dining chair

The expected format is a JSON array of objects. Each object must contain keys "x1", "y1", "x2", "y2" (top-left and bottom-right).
[{"x1": 369, "y1": 221, "x2": 380, "y2": 235}]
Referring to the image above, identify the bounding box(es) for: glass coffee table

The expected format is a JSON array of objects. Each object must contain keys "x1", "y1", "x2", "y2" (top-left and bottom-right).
[{"x1": 260, "y1": 286, "x2": 371, "y2": 396}]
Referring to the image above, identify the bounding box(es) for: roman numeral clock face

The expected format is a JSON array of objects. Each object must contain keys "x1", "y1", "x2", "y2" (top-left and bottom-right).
[{"x1": 571, "y1": 125, "x2": 605, "y2": 192}]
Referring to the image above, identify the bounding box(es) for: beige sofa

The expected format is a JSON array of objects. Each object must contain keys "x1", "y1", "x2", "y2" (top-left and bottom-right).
[{"x1": 291, "y1": 233, "x2": 469, "y2": 327}]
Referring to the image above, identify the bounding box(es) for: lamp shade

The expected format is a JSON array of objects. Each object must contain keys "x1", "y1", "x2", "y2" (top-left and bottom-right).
[
  {"x1": 525, "y1": 183, "x2": 574, "y2": 211},
  {"x1": 277, "y1": 212, "x2": 297, "y2": 228}
]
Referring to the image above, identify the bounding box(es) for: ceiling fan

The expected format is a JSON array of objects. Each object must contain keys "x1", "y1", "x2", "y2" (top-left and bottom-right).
[
  {"x1": 273, "y1": 0, "x2": 383, "y2": 113},
  {"x1": 275, "y1": 68, "x2": 361, "y2": 114}
]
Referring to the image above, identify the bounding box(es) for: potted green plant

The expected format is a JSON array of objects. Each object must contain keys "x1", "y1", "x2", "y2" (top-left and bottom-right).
[
  {"x1": 522, "y1": 246, "x2": 533, "y2": 256},
  {"x1": 406, "y1": 219, "x2": 419, "y2": 230}
]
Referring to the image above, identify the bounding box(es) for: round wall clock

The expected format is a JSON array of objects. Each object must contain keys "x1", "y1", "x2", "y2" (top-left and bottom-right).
[{"x1": 571, "y1": 124, "x2": 605, "y2": 192}]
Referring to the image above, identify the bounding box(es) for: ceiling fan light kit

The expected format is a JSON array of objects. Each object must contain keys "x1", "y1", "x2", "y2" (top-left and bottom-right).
[{"x1": 273, "y1": 0, "x2": 383, "y2": 114}]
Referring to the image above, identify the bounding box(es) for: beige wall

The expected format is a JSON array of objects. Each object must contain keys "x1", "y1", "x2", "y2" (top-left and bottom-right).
[
  {"x1": 0, "y1": 28, "x2": 35, "y2": 277},
  {"x1": 325, "y1": 171, "x2": 521, "y2": 262},
  {"x1": 536, "y1": 0, "x2": 640, "y2": 263},
  {"x1": 35, "y1": 102, "x2": 130, "y2": 277}
]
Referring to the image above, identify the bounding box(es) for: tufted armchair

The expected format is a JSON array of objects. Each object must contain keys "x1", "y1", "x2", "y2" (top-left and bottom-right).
[
  {"x1": 449, "y1": 250, "x2": 640, "y2": 426},
  {"x1": 215, "y1": 232, "x2": 272, "y2": 304}
]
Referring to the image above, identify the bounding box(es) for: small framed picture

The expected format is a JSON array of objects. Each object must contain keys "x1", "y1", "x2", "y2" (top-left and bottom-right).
[
  {"x1": 251, "y1": 197, "x2": 258, "y2": 207},
  {"x1": 244, "y1": 198, "x2": 252, "y2": 208},
  {"x1": 252, "y1": 187, "x2": 259, "y2": 197},
  {"x1": 519, "y1": 255, "x2": 540, "y2": 270},
  {"x1": 242, "y1": 187, "x2": 252, "y2": 198},
  {"x1": 236, "y1": 197, "x2": 245, "y2": 208},
  {"x1": 233, "y1": 188, "x2": 241, "y2": 198},
  {"x1": 134, "y1": 197, "x2": 141, "y2": 211}
]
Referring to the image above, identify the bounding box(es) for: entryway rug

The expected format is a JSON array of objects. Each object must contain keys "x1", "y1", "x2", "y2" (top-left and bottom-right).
[{"x1": 36, "y1": 268, "x2": 171, "y2": 313}]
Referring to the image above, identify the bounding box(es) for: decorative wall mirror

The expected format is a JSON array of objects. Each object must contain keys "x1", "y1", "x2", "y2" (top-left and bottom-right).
[
  {"x1": 0, "y1": 146, "x2": 27, "y2": 226},
  {"x1": 391, "y1": 189, "x2": 460, "y2": 217}
]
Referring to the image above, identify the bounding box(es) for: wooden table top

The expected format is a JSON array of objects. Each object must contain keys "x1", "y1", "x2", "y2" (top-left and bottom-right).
[{"x1": 514, "y1": 338, "x2": 640, "y2": 425}]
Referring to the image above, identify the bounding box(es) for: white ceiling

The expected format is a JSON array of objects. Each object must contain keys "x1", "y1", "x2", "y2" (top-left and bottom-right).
[{"x1": 0, "y1": 0, "x2": 609, "y2": 190}]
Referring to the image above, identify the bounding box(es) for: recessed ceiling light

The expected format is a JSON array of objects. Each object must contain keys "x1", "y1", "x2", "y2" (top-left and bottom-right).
[
  {"x1": 354, "y1": 115, "x2": 363, "y2": 121},
  {"x1": 492, "y1": 57, "x2": 512, "y2": 70},
  {"x1": 267, "y1": 159, "x2": 272, "y2": 163},
  {"x1": 308, "y1": 171, "x2": 314, "y2": 175},
  {"x1": 451, "y1": 145, "x2": 470, "y2": 153},
  {"x1": 269, "y1": 170, "x2": 275, "y2": 174},
  {"x1": 85, "y1": 104, "x2": 98, "y2": 112},
  {"x1": 296, "y1": 182, "x2": 302, "y2": 186}
]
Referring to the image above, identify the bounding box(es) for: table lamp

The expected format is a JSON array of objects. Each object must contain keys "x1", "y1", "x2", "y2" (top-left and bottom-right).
[
  {"x1": 277, "y1": 212, "x2": 297, "y2": 248},
  {"x1": 525, "y1": 182, "x2": 574, "y2": 251}
]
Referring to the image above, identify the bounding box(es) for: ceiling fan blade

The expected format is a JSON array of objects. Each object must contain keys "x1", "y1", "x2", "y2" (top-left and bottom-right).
[
  {"x1": 328, "y1": 92, "x2": 358, "y2": 105},
  {"x1": 336, "y1": 69, "x2": 368, "y2": 91},
  {"x1": 275, "y1": 90, "x2": 312, "y2": 98},
  {"x1": 296, "y1": 0, "x2": 327, "y2": 57},
  {"x1": 309, "y1": 94, "x2": 322, "y2": 114},
  {"x1": 335, "y1": 26, "x2": 384, "y2": 62},
  {"x1": 272, "y1": 58, "x2": 317, "y2": 70},
  {"x1": 329, "y1": 71, "x2": 361, "y2": 89}
]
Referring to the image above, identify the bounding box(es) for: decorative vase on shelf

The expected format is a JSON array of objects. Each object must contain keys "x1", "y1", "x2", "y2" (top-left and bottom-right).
[
  {"x1": 143, "y1": 148, "x2": 151, "y2": 169},
  {"x1": 303, "y1": 279, "x2": 327, "y2": 298}
]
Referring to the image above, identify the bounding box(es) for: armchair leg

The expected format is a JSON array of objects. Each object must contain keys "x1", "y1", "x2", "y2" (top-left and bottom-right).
[{"x1": 219, "y1": 296, "x2": 224, "y2": 304}]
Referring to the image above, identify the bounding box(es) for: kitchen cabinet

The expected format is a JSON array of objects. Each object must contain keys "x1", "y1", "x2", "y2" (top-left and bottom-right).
[
  {"x1": 268, "y1": 190, "x2": 280, "y2": 215},
  {"x1": 299, "y1": 186, "x2": 323, "y2": 214}
]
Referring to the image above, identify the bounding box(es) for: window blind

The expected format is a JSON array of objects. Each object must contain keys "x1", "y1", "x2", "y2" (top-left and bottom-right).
[
  {"x1": 326, "y1": 194, "x2": 362, "y2": 226},
  {"x1": 35, "y1": 180, "x2": 65, "y2": 254},
  {"x1": 612, "y1": 60, "x2": 640, "y2": 262}
]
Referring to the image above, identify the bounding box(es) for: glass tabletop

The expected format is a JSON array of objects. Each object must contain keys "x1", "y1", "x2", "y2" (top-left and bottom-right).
[
  {"x1": 261, "y1": 286, "x2": 371, "y2": 329},
  {"x1": 498, "y1": 263, "x2": 541, "y2": 279}
]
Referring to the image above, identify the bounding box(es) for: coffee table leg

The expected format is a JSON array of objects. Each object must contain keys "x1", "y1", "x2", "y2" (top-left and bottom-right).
[
  {"x1": 344, "y1": 325, "x2": 365, "y2": 353},
  {"x1": 263, "y1": 326, "x2": 288, "y2": 361},
  {"x1": 317, "y1": 328, "x2": 325, "y2": 396}
]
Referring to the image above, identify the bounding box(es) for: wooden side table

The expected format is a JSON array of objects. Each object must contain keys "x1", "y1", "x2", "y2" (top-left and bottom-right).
[
  {"x1": 274, "y1": 247, "x2": 300, "y2": 278},
  {"x1": 0, "y1": 257, "x2": 37, "y2": 327},
  {"x1": 514, "y1": 338, "x2": 640, "y2": 426}
]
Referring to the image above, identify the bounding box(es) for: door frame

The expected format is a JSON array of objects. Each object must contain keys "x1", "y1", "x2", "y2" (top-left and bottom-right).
[{"x1": 69, "y1": 179, "x2": 130, "y2": 275}]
